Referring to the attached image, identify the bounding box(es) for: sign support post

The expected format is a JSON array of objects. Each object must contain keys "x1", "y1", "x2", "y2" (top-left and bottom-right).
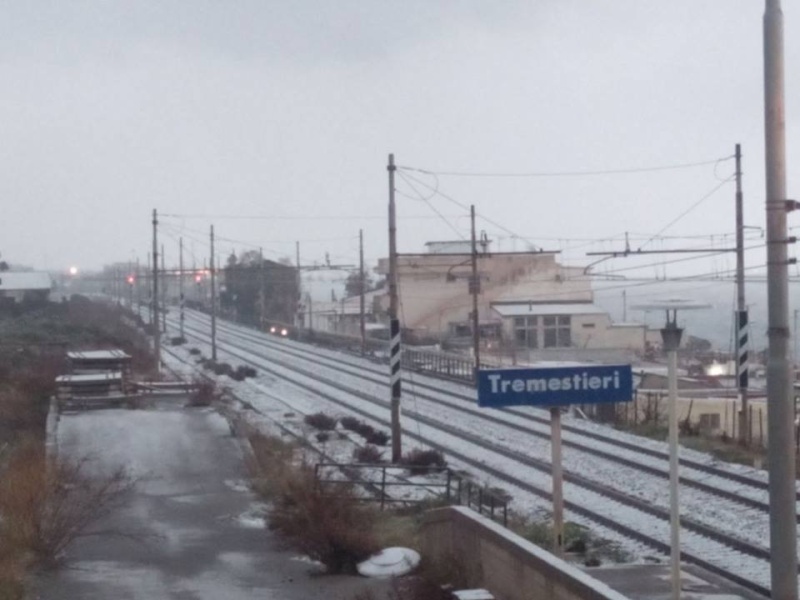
[
  {"x1": 550, "y1": 406, "x2": 564, "y2": 557},
  {"x1": 477, "y1": 364, "x2": 633, "y2": 560}
]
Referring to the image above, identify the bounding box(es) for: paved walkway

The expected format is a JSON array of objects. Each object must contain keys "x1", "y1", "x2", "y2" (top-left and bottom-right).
[{"x1": 33, "y1": 402, "x2": 390, "y2": 600}]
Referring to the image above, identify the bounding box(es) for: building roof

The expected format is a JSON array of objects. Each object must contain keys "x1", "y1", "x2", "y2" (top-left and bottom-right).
[
  {"x1": 56, "y1": 372, "x2": 123, "y2": 383},
  {"x1": 67, "y1": 350, "x2": 132, "y2": 362},
  {"x1": 491, "y1": 302, "x2": 607, "y2": 318},
  {"x1": 0, "y1": 271, "x2": 52, "y2": 291}
]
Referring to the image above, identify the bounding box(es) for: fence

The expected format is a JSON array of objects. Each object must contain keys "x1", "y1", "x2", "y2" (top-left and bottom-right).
[
  {"x1": 313, "y1": 462, "x2": 509, "y2": 526},
  {"x1": 597, "y1": 390, "x2": 771, "y2": 450}
]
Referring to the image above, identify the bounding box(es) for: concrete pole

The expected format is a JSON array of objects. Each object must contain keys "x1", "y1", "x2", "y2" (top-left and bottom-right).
[
  {"x1": 152, "y1": 209, "x2": 160, "y2": 374},
  {"x1": 296, "y1": 241, "x2": 301, "y2": 328},
  {"x1": 388, "y1": 153, "x2": 402, "y2": 463},
  {"x1": 260, "y1": 247, "x2": 266, "y2": 330},
  {"x1": 661, "y1": 314, "x2": 683, "y2": 600},
  {"x1": 179, "y1": 237, "x2": 185, "y2": 340},
  {"x1": 161, "y1": 244, "x2": 166, "y2": 334},
  {"x1": 734, "y1": 144, "x2": 750, "y2": 445},
  {"x1": 210, "y1": 225, "x2": 217, "y2": 362},
  {"x1": 763, "y1": 2, "x2": 798, "y2": 597},
  {"x1": 470, "y1": 205, "x2": 481, "y2": 375},
  {"x1": 360, "y1": 229, "x2": 366, "y2": 355}
]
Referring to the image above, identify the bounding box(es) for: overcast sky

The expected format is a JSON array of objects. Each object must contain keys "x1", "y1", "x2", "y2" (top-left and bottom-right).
[{"x1": 2, "y1": 1, "x2": 798, "y2": 301}]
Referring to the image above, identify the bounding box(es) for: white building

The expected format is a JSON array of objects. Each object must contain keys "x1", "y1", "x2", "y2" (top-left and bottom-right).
[
  {"x1": 374, "y1": 242, "x2": 649, "y2": 362},
  {"x1": 0, "y1": 271, "x2": 53, "y2": 304}
]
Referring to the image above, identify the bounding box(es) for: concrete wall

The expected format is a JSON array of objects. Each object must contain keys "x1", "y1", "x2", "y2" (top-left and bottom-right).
[{"x1": 421, "y1": 506, "x2": 631, "y2": 600}]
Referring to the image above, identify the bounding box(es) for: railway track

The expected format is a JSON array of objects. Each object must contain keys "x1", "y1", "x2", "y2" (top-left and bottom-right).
[{"x1": 169, "y1": 310, "x2": 787, "y2": 597}]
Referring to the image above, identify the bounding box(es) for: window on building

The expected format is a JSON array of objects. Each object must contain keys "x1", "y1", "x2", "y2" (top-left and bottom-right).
[
  {"x1": 514, "y1": 316, "x2": 538, "y2": 348},
  {"x1": 543, "y1": 315, "x2": 571, "y2": 348}
]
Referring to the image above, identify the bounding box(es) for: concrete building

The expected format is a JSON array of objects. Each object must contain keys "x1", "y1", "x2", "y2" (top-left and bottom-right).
[
  {"x1": 374, "y1": 241, "x2": 648, "y2": 362},
  {"x1": 0, "y1": 271, "x2": 53, "y2": 305}
]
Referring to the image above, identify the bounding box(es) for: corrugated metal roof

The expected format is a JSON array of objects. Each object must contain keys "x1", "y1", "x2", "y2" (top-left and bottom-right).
[
  {"x1": 491, "y1": 303, "x2": 607, "y2": 317},
  {"x1": 56, "y1": 372, "x2": 123, "y2": 383},
  {"x1": 0, "y1": 271, "x2": 52, "y2": 291},
  {"x1": 67, "y1": 350, "x2": 132, "y2": 361}
]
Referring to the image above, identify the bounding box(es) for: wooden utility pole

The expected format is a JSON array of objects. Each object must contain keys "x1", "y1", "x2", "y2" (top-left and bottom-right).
[
  {"x1": 470, "y1": 205, "x2": 480, "y2": 375},
  {"x1": 360, "y1": 229, "x2": 366, "y2": 355},
  {"x1": 735, "y1": 144, "x2": 750, "y2": 444},
  {"x1": 152, "y1": 209, "x2": 160, "y2": 374},
  {"x1": 210, "y1": 225, "x2": 217, "y2": 362},
  {"x1": 388, "y1": 153, "x2": 402, "y2": 462}
]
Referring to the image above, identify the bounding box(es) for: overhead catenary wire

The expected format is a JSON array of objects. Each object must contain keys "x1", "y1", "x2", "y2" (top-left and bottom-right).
[
  {"x1": 397, "y1": 170, "x2": 466, "y2": 241},
  {"x1": 399, "y1": 155, "x2": 733, "y2": 178}
]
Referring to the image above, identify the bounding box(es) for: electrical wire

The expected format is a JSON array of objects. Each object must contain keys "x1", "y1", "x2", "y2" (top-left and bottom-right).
[
  {"x1": 397, "y1": 170, "x2": 466, "y2": 241},
  {"x1": 398, "y1": 170, "x2": 545, "y2": 251},
  {"x1": 636, "y1": 175, "x2": 735, "y2": 251},
  {"x1": 398, "y1": 156, "x2": 733, "y2": 178}
]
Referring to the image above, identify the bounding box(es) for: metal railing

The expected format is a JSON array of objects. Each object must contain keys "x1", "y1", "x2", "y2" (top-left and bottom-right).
[{"x1": 313, "y1": 462, "x2": 508, "y2": 526}]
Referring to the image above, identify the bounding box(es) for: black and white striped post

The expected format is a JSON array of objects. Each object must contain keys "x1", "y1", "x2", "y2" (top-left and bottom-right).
[
  {"x1": 388, "y1": 153, "x2": 402, "y2": 463},
  {"x1": 734, "y1": 143, "x2": 749, "y2": 444},
  {"x1": 737, "y1": 310, "x2": 749, "y2": 389}
]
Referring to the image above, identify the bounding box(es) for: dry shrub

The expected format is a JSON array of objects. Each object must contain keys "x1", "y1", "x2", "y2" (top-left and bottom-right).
[
  {"x1": 248, "y1": 431, "x2": 380, "y2": 574},
  {"x1": 0, "y1": 440, "x2": 135, "y2": 568},
  {"x1": 401, "y1": 449, "x2": 447, "y2": 476},
  {"x1": 352, "y1": 445, "x2": 384, "y2": 464},
  {"x1": 247, "y1": 432, "x2": 298, "y2": 499},
  {"x1": 268, "y1": 466, "x2": 380, "y2": 574},
  {"x1": 304, "y1": 412, "x2": 338, "y2": 431}
]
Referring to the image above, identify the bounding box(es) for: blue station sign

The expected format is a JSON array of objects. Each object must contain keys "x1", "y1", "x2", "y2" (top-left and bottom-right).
[{"x1": 477, "y1": 364, "x2": 633, "y2": 408}]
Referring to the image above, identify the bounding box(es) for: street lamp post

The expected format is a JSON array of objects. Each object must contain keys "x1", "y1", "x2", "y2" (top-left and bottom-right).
[{"x1": 633, "y1": 299, "x2": 708, "y2": 600}]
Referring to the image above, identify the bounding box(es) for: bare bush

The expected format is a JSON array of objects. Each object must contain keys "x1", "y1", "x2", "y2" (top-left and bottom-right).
[
  {"x1": 401, "y1": 449, "x2": 447, "y2": 476},
  {"x1": 247, "y1": 431, "x2": 380, "y2": 574},
  {"x1": 0, "y1": 441, "x2": 135, "y2": 568},
  {"x1": 304, "y1": 412, "x2": 338, "y2": 431},
  {"x1": 268, "y1": 466, "x2": 380, "y2": 574},
  {"x1": 352, "y1": 445, "x2": 384, "y2": 464}
]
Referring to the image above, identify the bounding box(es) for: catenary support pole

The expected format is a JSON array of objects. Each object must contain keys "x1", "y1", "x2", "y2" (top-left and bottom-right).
[
  {"x1": 734, "y1": 144, "x2": 750, "y2": 444},
  {"x1": 296, "y1": 241, "x2": 301, "y2": 328},
  {"x1": 260, "y1": 247, "x2": 266, "y2": 330},
  {"x1": 151, "y1": 210, "x2": 161, "y2": 373},
  {"x1": 470, "y1": 205, "x2": 480, "y2": 375},
  {"x1": 161, "y1": 244, "x2": 166, "y2": 334},
  {"x1": 763, "y1": 1, "x2": 798, "y2": 597},
  {"x1": 179, "y1": 237, "x2": 185, "y2": 340},
  {"x1": 388, "y1": 153, "x2": 402, "y2": 463},
  {"x1": 210, "y1": 225, "x2": 217, "y2": 362},
  {"x1": 360, "y1": 229, "x2": 366, "y2": 356}
]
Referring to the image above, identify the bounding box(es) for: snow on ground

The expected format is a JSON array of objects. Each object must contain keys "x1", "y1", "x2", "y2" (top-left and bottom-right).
[{"x1": 163, "y1": 311, "x2": 780, "y2": 587}]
